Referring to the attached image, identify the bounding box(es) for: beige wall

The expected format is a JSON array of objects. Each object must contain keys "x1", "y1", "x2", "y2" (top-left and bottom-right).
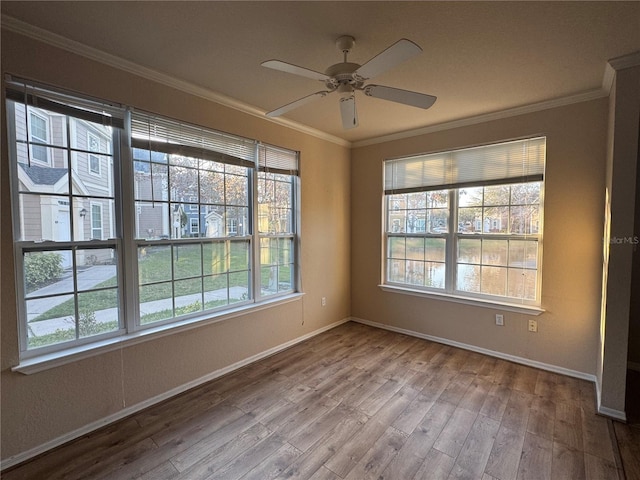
[
  {"x1": 351, "y1": 98, "x2": 609, "y2": 376},
  {"x1": 1, "y1": 31, "x2": 351, "y2": 462}
]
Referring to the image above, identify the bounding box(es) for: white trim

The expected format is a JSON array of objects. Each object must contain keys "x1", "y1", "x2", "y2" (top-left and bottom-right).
[
  {"x1": 353, "y1": 89, "x2": 607, "y2": 147},
  {"x1": 598, "y1": 405, "x2": 627, "y2": 422},
  {"x1": 14, "y1": 293, "x2": 305, "y2": 374},
  {"x1": 0, "y1": 16, "x2": 350, "y2": 149},
  {"x1": 350, "y1": 316, "x2": 594, "y2": 381},
  {"x1": 379, "y1": 285, "x2": 545, "y2": 316},
  {"x1": 2, "y1": 316, "x2": 350, "y2": 470},
  {"x1": 602, "y1": 63, "x2": 616, "y2": 95},
  {"x1": 594, "y1": 374, "x2": 627, "y2": 421},
  {"x1": 5, "y1": 16, "x2": 632, "y2": 151},
  {"x1": 603, "y1": 51, "x2": 640, "y2": 95},
  {"x1": 608, "y1": 50, "x2": 640, "y2": 72}
]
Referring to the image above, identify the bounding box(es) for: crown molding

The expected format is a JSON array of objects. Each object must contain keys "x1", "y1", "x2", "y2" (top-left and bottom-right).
[
  {"x1": 608, "y1": 50, "x2": 640, "y2": 71},
  {"x1": 4, "y1": 15, "x2": 633, "y2": 151},
  {"x1": 1, "y1": 15, "x2": 351, "y2": 148},
  {"x1": 602, "y1": 50, "x2": 640, "y2": 94},
  {"x1": 352, "y1": 88, "x2": 608, "y2": 148}
]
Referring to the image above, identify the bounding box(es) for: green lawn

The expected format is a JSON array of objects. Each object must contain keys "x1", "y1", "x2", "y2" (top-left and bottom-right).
[
  {"x1": 32, "y1": 240, "x2": 255, "y2": 322},
  {"x1": 32, "y1": 240, "x2": 296, "y2": 323}
]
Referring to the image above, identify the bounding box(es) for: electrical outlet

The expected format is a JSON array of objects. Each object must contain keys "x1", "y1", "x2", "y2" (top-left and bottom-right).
[
  {"x1": 321, "y1": 297, "x2": 326, "y2": 307},
  {"x1": 528, "y1": 319, "x2": 538, "y2": 332},
  {"x1": 495, "y1": 314, "x2": 504, "y2": 326}
]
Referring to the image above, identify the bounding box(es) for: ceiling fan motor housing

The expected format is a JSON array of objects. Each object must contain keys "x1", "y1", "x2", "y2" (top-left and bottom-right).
[{"x1": 324, "y1": 62, "x2": 363, "y2": 90}]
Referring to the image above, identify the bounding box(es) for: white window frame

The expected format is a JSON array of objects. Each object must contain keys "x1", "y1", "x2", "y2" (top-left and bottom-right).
[
  {"x1": 7, "y1": 79, "x2": 301, "y2": 368},
  {"x1": 87, "y1": 131, "x2": 101, "y2": 175},
  {"x1": 189, "y1": 217, "x2": 199, "y2": 235},
  {"x1": 227, "y1": 218, "x2": 237, "y2": 235},
  {"x1": 382, "y1": 138, "x2": 545, "y2": 314},
  {"x1": 90, "y1": 202, "x2": 103, "y2": 240},
  {"x1": 29, "y1": 110, "x2": 49, "y2": 165}
]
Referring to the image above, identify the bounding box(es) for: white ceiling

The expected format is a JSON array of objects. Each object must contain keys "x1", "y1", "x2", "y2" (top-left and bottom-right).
[{"x1": 2, "y1": 1, "x2": 639, "y2": 144}]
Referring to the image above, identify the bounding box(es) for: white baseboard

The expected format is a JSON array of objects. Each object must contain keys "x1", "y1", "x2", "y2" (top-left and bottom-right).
[
  {"x1": 1, "y1": 317, "x2": 350, "y2": 471},
  {"x1": 351, "y1": 317, "x2": 633, "y2": 421},
  {"x1": 594, "y1": 375, "x2": 627, "y2": 421},
  {"x1": 350, "y1": 317, "x2": 596, "y2": 382},
  {"x1": 598, "y1": 404, "x2": 627, "y2": 422}
]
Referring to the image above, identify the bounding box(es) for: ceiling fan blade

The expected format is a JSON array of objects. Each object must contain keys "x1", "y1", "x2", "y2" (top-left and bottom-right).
[
  {"x1": 339, "y1": 95, "x2": 358, "y2": 130},
  {"x1": 261, "y1": 60, "x2": 330, "y2": 82},
  {"x1": 354, "y1": 39, "x2": 422, "y2": 81},
  {"x1": 364, "y1": 85, "x2": 437, "y2": 109},
  {"x1": 266, "y1": 91, "x2": 330, "y2": 117}
]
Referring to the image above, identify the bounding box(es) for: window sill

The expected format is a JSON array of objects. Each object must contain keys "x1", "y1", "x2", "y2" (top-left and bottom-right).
[
  {"x1": 379, "y1": 285, "x2": 544, "y2": 316},
  {"x1": 13, "y1": 293, "x2": 305, "y2": 375}
]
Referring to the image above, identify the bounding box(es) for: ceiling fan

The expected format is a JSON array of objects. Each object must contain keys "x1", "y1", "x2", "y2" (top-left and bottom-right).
[{"x1": 261, "y1": 35, "x2": 437, "y2": 129}]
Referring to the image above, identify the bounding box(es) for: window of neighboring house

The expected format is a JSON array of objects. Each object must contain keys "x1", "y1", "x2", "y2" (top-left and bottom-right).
[
  {"x1": 90, "y1": 203, "x2": 103, "y2": 240},
  {"x1": 189, "y1": 217, "x2": 199, "y2": 235},
  {"x1": 383, "y1": 137, "x2": 545, "y2": 309},
  {"x1": 227, "y1": 218, "x2": 237, "y2": 235},
  {"x1": 87, "y1": 131, "x2": 101, "y2": 175},
  {"x1": 7, "y1": 79, "x2": 300, "y2": 361},
  {"x1": 6, "y1": 80, "x2": 123, "y2": 356},
  {"x1": 29, "y1": 111, "x2": 49, "y2": 164},
  {"x1": 188, "y1": 195, "x2": 198, "y2": 211}
]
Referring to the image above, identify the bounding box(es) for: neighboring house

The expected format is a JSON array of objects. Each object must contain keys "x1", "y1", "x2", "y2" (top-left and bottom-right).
[
  {"x1": 15, "y1": 104, "x2": 113, "y2": 267},
  {"x1": 132, "y1": 147, "x2": 248, "y2": 239}
]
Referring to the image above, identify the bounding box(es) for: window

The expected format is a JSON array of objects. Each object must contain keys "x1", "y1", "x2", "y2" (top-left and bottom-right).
[
  {"x1": 29, "y1": 111, "x2": 49, "y2": 164},
  {"x1": 6, "y1": 79, "x2": 300, "y2": 358},
  {"x1": 227, "y1": 218, "x2": 238, "y2": 235},
  {"x1": 257, "y1": 145, "x2": 297, "y2": 297},
  {"x1": 383, "y1": 137, "x2": 545, "y2": 307},
  {"x1": 87, "y1": 132, "x2": 101, "y2": 174},
  {"x1": 90, "y1": 203, "x2": 103, "y2": 240},
  {"x1": 6, "y1": 81, "x2": 123, "y2": 355},
  {"x1": 189, "y1": 217, "x2": 199, "y2": 235}
]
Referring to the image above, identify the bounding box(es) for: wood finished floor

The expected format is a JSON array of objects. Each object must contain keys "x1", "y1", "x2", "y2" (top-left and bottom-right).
[{"x1": 3, "y1": 322, "x2": 627, "y2": 480}]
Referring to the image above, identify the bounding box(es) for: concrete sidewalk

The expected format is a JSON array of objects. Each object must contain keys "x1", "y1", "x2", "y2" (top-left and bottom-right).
[
  {"x1": 26, "y1": 265, "x2": 117, "y2": 320},
  {"x1": 28, "y1": 285, "x2": 249, "y2": 336}
]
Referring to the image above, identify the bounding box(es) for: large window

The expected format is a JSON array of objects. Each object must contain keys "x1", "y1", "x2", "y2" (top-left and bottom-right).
[
  {"x1": 6, "y1": 83, "x2": 122, "y2": 353},
  {"x1": 383, "y1": 137, "x2": 545, "y2": 307},
  {"x1": 6, "y1": 79, "x2": 299, "y2": 358}
]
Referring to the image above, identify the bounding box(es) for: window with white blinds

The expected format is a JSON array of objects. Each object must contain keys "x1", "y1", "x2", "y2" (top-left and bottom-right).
[
  {"x1": 383, "y1": 137, "x2": 546, "y2": 310},
  {"x1": 384, "y1": 137, "x2": 545, "y2": 194},
  {"x1": 6, "y1": 78, "x2": 300, "y2": 359}
]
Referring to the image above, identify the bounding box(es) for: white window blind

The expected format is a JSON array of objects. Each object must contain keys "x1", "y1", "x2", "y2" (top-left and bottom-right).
[
  {"x1": 258, "y1": 143, "x2": 299, "y2": 176},
  {"x1": 131, "y1": 111, "x2": 257, "y2": 168},
  {"x1": 384, "y1": 137, "x2": 546, "y2": 194},
  {"x1": 5, "y1": 76, "x2": 125, "y2": 129}
]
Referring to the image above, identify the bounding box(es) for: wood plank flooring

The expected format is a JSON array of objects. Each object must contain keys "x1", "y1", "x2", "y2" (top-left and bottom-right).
[{"x1": 3, "y1": 322, "x2": 628, "y2": 480}]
